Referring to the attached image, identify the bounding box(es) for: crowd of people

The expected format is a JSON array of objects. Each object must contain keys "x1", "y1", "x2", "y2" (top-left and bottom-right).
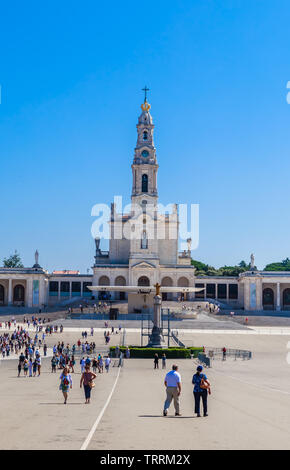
[
  {"x1": 0, "y1": 321, "x2": 53, "y2": 361},
  {"x1": 68, "y1": 301, "x2": 111, "y2": 315},
  {"x1": 55, "y1": 348, "x2": 112, "y2": 404}
]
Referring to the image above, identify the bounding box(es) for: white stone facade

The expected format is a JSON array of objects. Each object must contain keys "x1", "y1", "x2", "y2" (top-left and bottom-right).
[{"x1": 1, "y1": 101, "x2": 290, "y2": 312}]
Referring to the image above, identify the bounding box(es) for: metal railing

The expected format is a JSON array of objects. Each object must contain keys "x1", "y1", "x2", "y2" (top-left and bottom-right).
[
  {"x1": 197, "y1": 353, "x2": 211, "y2": 368},
  {"x1": 205, "y1": 347, "x2": 252, "y2": 360},
  {"x1": 171, "y1": 330, "x2": 186, "y2": 348},
  {"x1": 113, "y1": 352, "x2": 124, "y2": 368}
]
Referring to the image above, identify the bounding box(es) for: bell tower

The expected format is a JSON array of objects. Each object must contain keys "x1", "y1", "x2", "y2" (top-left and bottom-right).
[{"x1": 131, "y1": 87, "x2": 159, "y2": 208}]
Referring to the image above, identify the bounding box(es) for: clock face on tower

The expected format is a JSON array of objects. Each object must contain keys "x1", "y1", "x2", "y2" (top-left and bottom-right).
[{"x1": 141, "y1": 150, "x2": 149, "y2": 158}]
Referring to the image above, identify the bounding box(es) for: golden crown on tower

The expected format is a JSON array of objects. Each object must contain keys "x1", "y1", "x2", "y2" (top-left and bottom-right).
[{"x1": 141, "y1": 101, "x2": 151, "y2": 111}]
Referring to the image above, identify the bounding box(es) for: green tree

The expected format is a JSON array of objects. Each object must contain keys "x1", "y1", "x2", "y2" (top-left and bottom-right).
[
  {"x1": 239, "y1": 260, "x2": 249, "y2": 269},
  {"x1": 191, "y1": 259, "x2": 251, "y2": 276},
  {"x1": 264, "y1": 259, "x2": 290, "y2": 271},
  {"x1": 3, "y1": 251, "x2": 24, "y2": 268}
]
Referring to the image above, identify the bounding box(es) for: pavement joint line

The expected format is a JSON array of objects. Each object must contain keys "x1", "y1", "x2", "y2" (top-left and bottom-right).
[
  {"x1": 211, "y1": 369, "x2": 290, "y2": 396},
  {"x1": 80, "y1": 366, "x2": 121, "y2": 451}
]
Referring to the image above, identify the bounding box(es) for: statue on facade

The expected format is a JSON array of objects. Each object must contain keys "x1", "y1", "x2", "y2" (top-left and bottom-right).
[
  {"x1": 154, "y1": 282, "x2": 161, "y2": 296},
  {"x1": 33, "y1": 250, "x2": 41, "y2": 269},
  {"x1": 141, "y1": 230, "x2": 148, "y2": 249},
  {"x1": 95, "y1": 237, "x2": 100, "y2": 253},
  {"x1": 250, "y1": 253, "x2": 255, "y2": 270}
]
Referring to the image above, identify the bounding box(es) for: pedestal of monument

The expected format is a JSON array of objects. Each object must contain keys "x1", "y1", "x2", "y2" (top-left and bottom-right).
[{"x1": 147, "y1": 294, "x2": 166, "y2": 348}]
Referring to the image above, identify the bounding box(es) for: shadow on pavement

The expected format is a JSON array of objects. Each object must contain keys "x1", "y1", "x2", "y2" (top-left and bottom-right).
[
  {"x1": 39, "y1": 402, "x2": 84, "y2": 405},
  {"x1": 139, "y1": 415, "x2": 195, "y2": 419}
]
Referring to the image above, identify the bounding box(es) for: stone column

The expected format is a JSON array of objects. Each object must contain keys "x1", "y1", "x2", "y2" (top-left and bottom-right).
[
  {"x1": 244, "y1": 281, "x2": 250, "y2": 310},
  {"x1": 256, "y1": 280, "x2": 263, "y2": 311},
  {"x1": 58, "y1": 281, "x2": 61, "y2": 301},
  {"x1": 147, "y1": 295, "x2": 165, "y2": 348},
  {"x1": 276, "y1": 282, "x2": 281, "y2": 311},
  {"x1": 27, "y1": 278, "x2": 33, "y2": 307},
  {"x1": 226, "y1": 284, "x2": 229, "y2": 302},
  {"x1": 8, "y1": 279, "x2": 13, "y2": 305},
  {"x1": 69, "y1": 282, "x2": 72, "y2": 299}
]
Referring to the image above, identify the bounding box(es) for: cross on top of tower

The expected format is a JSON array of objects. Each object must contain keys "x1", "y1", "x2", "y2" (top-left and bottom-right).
[
  {"x1": 141, "y1": 86, "x2": 151, "y2": 112},
  {"x1": 142, "y1": 86, "x2": 149, "y2": 103}
]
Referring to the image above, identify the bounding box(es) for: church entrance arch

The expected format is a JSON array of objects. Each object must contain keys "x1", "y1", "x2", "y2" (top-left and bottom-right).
[
  {"x1": 178, "y1": 277, "x2": 189, "y2": 301},
  {"x1": 115, "y1": 276, "x2": 126, "y2": 301},
  {"x1": 98, "y1": 276, "x2": 110, "y2": 301},
  {"x1": 263, "y1": 288, "x2": 274, "y2": 310},
  {"x1": 13, "y1": 284, "x2": 25, "y2": 305},
  {"x1": 283, "y1": 288, "x2": 290, "y2": 310},
  {"x1": 138, "y1": 276, "x2": 150, "y2": 287},
  {"x1": 161, "y1": 276, "x2": 173, "y2": 301}
]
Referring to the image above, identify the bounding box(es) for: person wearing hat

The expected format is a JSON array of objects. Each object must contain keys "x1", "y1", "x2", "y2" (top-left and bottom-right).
[{"x1": 192, "y1": 365, "x2": 211, "y2": 417}]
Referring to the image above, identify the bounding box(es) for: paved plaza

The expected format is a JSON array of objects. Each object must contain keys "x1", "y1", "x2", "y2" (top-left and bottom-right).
[{"x1": 1, "y1": 322, "x2": 290, "y2": 450}]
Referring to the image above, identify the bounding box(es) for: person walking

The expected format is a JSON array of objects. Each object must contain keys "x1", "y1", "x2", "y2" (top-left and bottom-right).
[
  {"x1": 98, "y1": 355, "x2": 104, "y2": 373},
  {"x1": 17, "y1": 360, "x2": 22, "y2": 377},
  {"x1": 28, "y1": 357, "x2": 33, "y2": 377},
  {"x1": 154, "y1": 353, "x2": 159, "y2": 369},
  {"x1": 92, "y1": 357, "x2": 98, "y2": 373},
  {"x1": 163, "y1": 365, "x2": 182, "y2": 416},
  {"x1": 105, "y1": 356, "x2": 111, "y2": 373},
  {"x1": 32, "y1": 358, "x2": 37, "y2": 377},
  {"x1": 222, "y1": 347, "x2": 227, "y2": 361},
  {"x1": 192, "y1": 365, "x2": 211, "y2": 417},
  {"x1": 80, "y1": 357, "x2": 85, "y2": 373},
  {"x1": 162, "y1": 353, "x2": 166, "y2": 369},
  {"x1": 59, "y1": 367, "x2": 72, "y2": 404},
  {"x1": 80, "y1": 364, "x2": 97, "y2": 404},
  {"x1": 70, "y1": 355, "x2": 75, "y2": 373},
  {"x1": 36, "y1": 355, "x2": 41, "y2": 376},
  {"x1": 51, "y1": 356, "x2": 57, "y2": 373},
  {"x1": 23, "y1": 359, "x2": 29, "y2": 377}
]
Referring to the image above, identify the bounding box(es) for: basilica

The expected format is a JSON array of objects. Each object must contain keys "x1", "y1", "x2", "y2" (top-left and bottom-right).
[{"x1": 1, "y1": 96, "x2": 290, "y2": 312}]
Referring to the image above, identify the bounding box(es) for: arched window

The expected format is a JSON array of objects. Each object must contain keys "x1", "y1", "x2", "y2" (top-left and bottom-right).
[
  {"x1": 141, "y1": 230, "x2": 148, "y2": 249},
  {"x1": 115, "y1": 276, "x2": 126, "y2": 300},
  {"x1": 178, "y1": 277, "x2": 189, "y2": 287},
  {"x1": 143, "y1": 131, "x2": 148, "y2": 140},
  {"x1": 161, "y1": 277, "x2": 173, "y2": 301},
  {"x1": 283, "y1": 288, "x2": 290, "y2": 308},
  {"x1": 99, "y1": 276, "x2": 110, "y2": 286},
  {"x1": 98, "y1": 276, "x2": 110, "y2": 301},
  {"x1": 138, "y1": 276, "x2": 150, "y2": 287},
  {"x1": 178, "y1": 277, "x2": 189, "y2": 301},
  {"x1": 263, "y1": 288, "x2": 274, "y2": 309},
  {"x1": 0, "y1": 285, "x2": 4, "y2": 303},
  {"x1": 141, "y1": 200, "x2": 147, "y2": 214},
  {"x1": 142, "y1": 174, "x2": 148, "y2": 193},
  {"x1": 161, "y1": 277, "x2": 173, "y2": 287},
  {"x1": 14, "y1": 284, "x2": 25, "y2": 302}
]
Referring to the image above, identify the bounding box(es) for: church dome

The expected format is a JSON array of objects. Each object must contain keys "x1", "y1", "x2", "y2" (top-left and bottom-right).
[{"x1": 138, "y1": 109, "x2": 153, "y2": 125}]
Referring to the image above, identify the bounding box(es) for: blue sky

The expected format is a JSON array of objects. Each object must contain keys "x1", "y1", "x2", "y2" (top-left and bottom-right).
[{"x1": 1, "y1": 0, "x2": 290, "y2": 272}]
